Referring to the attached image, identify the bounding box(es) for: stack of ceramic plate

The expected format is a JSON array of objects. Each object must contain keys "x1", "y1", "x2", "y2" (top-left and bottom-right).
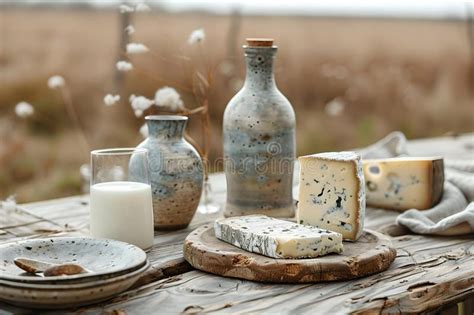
[{"x1": 0, "y1": 237, "x2": 149, "y2": 309}]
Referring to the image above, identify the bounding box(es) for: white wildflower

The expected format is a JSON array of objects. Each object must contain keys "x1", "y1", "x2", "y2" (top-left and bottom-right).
[
  {"x1": 79, "y1": 164, "x2": 90, "y2": 181},
  {"x1": 116, "y1": 60, "x2": 133, "y2": 72},
  {"x1": 187, "y1": 28, "x2": 205, "y2": 45},
  {"x1": 1, "y1": 195, "x2": 16, "y2": 212},
  {"x1": 139, "y1": 123, "x2": 149, "y2": 138},
  {"x1": 119, "y1": 4, "x2": 134, "y2": 13},
  {"x1": 218, "y1": 61, "x2": 234, "y2": 76},
  {"x1": 125, "y1": 25, "x2": 135, "y2": 35},
  {"x1": 47, "y1": 75, "x2": 65, "y2": 89},
  {"x1": 325, "y1": 97, "x2": 346, "y2": 117},
  {"x1": 126, "y1": 43, "x2": 149, "y2": 55},
  {"x1": 15, "y1": 102, "x2": 34, "y2": 118},
  {"x1": 103, "y1": 94, "x2": 120, "y2": 106},
  {"x1": 130, "y1": 95, "x2": 154, "y2": 117},
  {"x1": 135, "y1": 3, "x2": 150, "y2": 11},
  {"x1": 154, "y1": 87, "x2": 184, "y2": 112}
]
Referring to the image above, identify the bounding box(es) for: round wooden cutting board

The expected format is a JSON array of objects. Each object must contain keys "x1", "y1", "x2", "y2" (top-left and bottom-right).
[{"x1": 183, "y1": 224, "x2": 397, "y2": 283}]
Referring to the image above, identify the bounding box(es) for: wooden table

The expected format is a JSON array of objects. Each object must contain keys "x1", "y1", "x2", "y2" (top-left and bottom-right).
[{"x1": 1, "y1": 134, "x2": 473, "y2": 314}]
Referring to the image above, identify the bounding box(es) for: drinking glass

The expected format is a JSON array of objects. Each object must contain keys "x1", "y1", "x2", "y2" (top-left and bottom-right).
[{"x1": 90, "y1": 148, "x2": 154, "y2": 250}]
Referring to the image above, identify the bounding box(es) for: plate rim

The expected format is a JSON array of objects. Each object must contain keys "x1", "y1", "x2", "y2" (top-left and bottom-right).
[
  {"x1": 0, "y1": 260, "x2": 149, "y2": 290},
  {"x1": 0, "y1": 236, "x2": 147, "y2": 283}
]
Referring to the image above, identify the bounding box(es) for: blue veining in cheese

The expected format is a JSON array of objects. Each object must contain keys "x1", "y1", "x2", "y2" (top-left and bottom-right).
[
  {"x1": 297, "y1": 151, "x2": 366, "y2": 241},
  {"x1": 363, "y1": 157, "x2": 444, "y2": 210},
  {"x1": 214, "y1": 215, "x2": 343, "y2": 259}
]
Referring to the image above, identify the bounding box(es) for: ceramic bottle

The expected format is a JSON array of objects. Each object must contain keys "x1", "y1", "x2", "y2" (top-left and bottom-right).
[
  {"x1": 223, "y1": 38, "x2": 296, "y2": 218},
  {"x1": 136, "y1": 115, "x2": 203, "y2": 230}
]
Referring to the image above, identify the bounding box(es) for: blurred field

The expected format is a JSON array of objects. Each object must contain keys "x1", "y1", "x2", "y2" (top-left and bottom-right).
[{"x1": 0, "y1": 8, "x2": 473, "y2": 202}]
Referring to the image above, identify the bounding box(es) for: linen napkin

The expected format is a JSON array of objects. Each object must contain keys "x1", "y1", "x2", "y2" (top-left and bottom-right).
[{"x1": 358, "y1": 131, "x2": 474, "y2": 236}]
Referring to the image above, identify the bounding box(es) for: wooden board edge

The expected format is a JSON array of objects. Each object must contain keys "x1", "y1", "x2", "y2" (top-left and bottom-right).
[{"x1": 183, "y1": 226, "x2": 397, "y2": 284}]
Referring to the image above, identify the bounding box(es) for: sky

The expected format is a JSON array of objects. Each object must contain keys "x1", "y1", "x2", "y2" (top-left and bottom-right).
[{"x1": 0, "y1": 0, "x2": 472, "y2": 20}]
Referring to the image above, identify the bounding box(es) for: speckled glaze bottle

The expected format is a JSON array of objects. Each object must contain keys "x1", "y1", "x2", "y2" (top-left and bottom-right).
[
  {"x1": 136, "y1": 115, "x2": 203, "y2": 230},
  {"x1": 223, "y1": 38, "x2": 296, "y2": 218}
]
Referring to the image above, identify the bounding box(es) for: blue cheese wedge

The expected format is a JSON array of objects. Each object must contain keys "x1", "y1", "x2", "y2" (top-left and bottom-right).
[
  {"x1": 214, "y1": 215, "x2": 343, "y2": 259},
  {"x1": 363, "y1": 157, "x2": 444, "y2": 211},
  {"x1": 297, "y1": 151, "x2": 366, "y2": 241}
]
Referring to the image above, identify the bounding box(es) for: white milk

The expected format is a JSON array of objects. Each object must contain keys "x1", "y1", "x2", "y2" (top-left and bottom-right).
[{"x1": 90, "y1": 181, "x2": 154, "y2": 250}]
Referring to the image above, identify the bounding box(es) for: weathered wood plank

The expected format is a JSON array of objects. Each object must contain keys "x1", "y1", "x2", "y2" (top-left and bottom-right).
[
  {"x1": 18, "y1": 195, "x2": 90, "y2": 234},
  {"x1": 0, "y1": 207, "x2": 63, "y2": 240},
  {"x1": 0, "y1": 230, "x2": 11, "y2": 241}
]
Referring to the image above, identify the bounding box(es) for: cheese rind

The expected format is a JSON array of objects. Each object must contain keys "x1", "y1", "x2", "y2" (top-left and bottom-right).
[
  {"x1": 297, "y1": 151, "x2": 366, "y2": 241},
  {"x1": 214, "y1": 215, "x2": 343, "y2": 259},
  {"x1": 363, "y1": 157, "x2": 444, "y2": 211}
]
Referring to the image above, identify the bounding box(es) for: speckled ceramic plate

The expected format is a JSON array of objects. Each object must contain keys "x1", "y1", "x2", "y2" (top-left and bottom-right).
[
  {"x1": 0, "y1": 237, "x2": 147, "y2": 284},
  {"x1": 0, "y1": 260, "x2": 149, "y2": 309}
]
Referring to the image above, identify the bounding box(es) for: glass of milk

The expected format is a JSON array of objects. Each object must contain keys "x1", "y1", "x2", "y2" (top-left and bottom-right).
[{"x1": 90, "y1": 148, "x2": 154, "y2": 250}]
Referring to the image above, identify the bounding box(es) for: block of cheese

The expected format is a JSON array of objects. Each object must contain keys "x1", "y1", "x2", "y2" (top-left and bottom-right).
[
  {"x1": 214, "y1": 215, "x2": 343, "y2": 259},
  {"x1": 297, "y1": 152, "x2": 365, "y2": 241},
  {"x1": 363, "y1": 157, "x2": 444, "y2": 211}
]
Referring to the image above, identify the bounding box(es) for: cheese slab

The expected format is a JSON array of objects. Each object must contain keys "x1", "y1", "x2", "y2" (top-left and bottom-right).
[
  {"x1": 214, "y1": 215, "x2": 343, "y2": 259},
  {"x1": 297, "y1": 152, "x2": 365, "y2": 241},
  {"x1": 363, "y1": 157, "x2": 444, "y2": 211}
]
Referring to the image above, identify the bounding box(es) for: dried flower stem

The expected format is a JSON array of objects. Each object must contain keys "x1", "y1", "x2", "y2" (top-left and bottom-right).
[
  {"x1": 200, "y1": 100, "x2": 211, "y2": 180},
  {"x1": 182, "y1": 106, "x2": 206, "y2": 115}
]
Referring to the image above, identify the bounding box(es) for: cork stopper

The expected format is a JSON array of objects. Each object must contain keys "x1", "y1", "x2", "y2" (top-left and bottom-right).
[{"x1": 246, "y1": 38, "x2": 274, "y2": 47}]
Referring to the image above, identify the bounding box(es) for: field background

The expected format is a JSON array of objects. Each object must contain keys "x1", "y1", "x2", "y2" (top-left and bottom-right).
[{"x1": 0, "y1": 8, "x2": 473, "y2": 202}]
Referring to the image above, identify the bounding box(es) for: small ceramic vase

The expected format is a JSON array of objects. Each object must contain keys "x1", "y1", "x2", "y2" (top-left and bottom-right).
[
  {"x1": 137, "y1": 115, "x2": 203, "y2": 230},
  {"x1": 223, "y1": 38, "x2": 296, "y2": 218}
]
